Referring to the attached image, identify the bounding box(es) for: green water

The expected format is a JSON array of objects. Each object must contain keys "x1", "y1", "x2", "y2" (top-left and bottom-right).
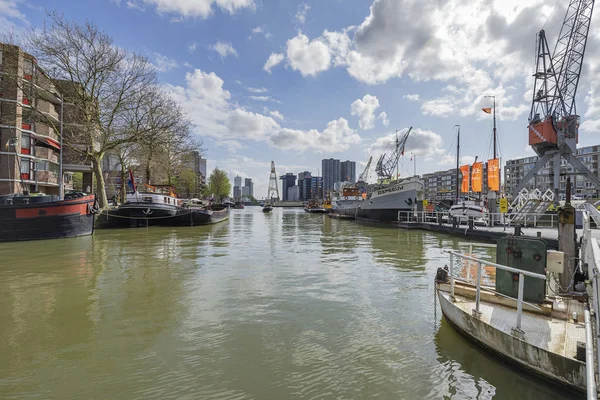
[{"x1": 0, "y1": 208, "x2": 578, "y2": 399}]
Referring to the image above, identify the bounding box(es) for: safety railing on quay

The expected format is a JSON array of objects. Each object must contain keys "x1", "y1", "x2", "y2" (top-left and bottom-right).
[
  {"x1": 583, "y1": 210, "x2": 600, "y2": 399},
  {"x1": 443, "y1": 250, "x2": 547, "y2": 336},
  {"x1": 398, "y1": 210, "x2": 559, "y2": 229}
]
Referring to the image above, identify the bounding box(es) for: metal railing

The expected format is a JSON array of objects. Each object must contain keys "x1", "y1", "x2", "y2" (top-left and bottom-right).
[
  {"x1": 444, "y1": 250, "x2": 546, "y2": 335},
  {"x1": 398, "y1": 210, "x2": 559, "y2": 228}
]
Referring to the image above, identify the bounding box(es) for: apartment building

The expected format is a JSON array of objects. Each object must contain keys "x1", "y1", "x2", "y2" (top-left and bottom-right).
[
  {"x1": 504, "y1": 145, "x2": 600, "y2": 198},
  {"x1": 0, "y1": 44, "x2": 66, "y2": 195}
]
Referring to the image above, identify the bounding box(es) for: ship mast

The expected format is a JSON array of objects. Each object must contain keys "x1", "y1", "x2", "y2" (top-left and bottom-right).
[{"x1": 454, "y1": 125, "x2": 460, "y2": 203}]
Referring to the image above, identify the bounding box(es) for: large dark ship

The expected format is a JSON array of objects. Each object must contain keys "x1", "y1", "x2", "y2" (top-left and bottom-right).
[
  {"x1": 97, "y1": 185, "x2": 229, "y2": 228},
  {"x1": 0, "y1": 192, "x2": 97, "y2": 242}
]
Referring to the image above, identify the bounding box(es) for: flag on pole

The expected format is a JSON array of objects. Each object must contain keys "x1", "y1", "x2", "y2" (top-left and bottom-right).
[
  {"x1": 460, "y1": 165, "x2": 470, "y2": 193},
  {"x1": 471, "y1": 162, "x2": 482, "y2": 192},
  {"x1": 482, "y1": 107, "x2": 492, "y2": 114},
  {"x1": 128, "y1": 169, "x2": 136, "y2": 192}
]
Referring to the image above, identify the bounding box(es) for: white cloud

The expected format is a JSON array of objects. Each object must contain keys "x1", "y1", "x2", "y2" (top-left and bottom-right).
[
  {"x1": 350, "y1": 94, "x2": 383, "y2": 130},
  {"x1": 404, "y1": 94, "x2": 420, "y2": 102},
  {"x1": 210, "y1": 41, "x2": 238, "y2": 59},
  {"x1": 249, "y1": 95, "x2": 279, "y2": 102},
  {"x1": 225, "y1": 109, "x2": 280, "y2": 140},
  {"x1": 269, "y1": 110, "x2": 284, "y2": 121},
  {"x1": 421, "y1": 97, "x2": 456, "y2": 117},
  {"x1": 188, "y1": 42, "x2": 197, "y2": 53},
  {"x1": 250, "y1": 25, "x2": 272, "y2": 40},
  {"x1": 294, "y1": 3, "x2": 310, "y2": 25},
  {"x1": 151, "y1": 52, "x2": 179, "y2": 72},
  {"x1": 166, "y1": 68, "x2": 360, "y2": 153},
  {"x1": 368, "y1": 128, "x2": 445, "y2": 160},
  {"x1": 263, "y1": 53, "x2": 284, "y2": 73},
  {"x1": 286, "y1": 32, "x2": 331, "y2": 77},
  {"x1": 125, "y1": 0, "x2": 255, "y2": 18},
  {"x1": 270, "y1": 0, "x2": 569, "y2": 122},
  {"x1": 0, "y1": 0, "x2": 28, "y2": 35},
  {"x1": 247, "y1": 87, "x2": 268, "y2": 93},
  {"x1": 379, "y1": 111, "x2": 389, "y2": 127},
  {"x1": 213, "y1": 139, "x2": 243, "y2": 153},
  {"x1": 269, "y1": 118, "x2": 360, "y2": 152}
]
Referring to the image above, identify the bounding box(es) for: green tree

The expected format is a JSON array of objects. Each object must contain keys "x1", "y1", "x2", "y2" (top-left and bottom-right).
[
  {"x1": 178, "y1": 168, "x2": 197, "y2": 199},
  {"x1": 204, "y1": 168, "x2": 231, "y2": 203}
]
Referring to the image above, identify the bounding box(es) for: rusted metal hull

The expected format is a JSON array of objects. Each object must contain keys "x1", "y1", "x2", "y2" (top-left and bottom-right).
[{"x1": 437, "y1": 288, "x2": 587, "y2": 393}]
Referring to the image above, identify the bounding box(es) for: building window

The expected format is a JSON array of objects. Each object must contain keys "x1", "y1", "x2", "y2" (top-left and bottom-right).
[
  {"x1": 20, "y1": 159, "x2": 30, "y2": 180},
  {"x1": 21, "y1": 134, "x2": 30, "y2": 155}
]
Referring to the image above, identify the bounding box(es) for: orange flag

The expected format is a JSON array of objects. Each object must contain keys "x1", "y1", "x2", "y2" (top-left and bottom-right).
[
  {"x1": 471, "y1": 162, "x2": 483, "y2": 192},
  {"x1": 482, "y1": 107, "x2": 492, "y2": 114},
  {"x1": 487, "y1": 158, "x2": 500, "y2": 191},
  {"x1": 460, "y1": 165, "x2": 470, "y2": 193}
]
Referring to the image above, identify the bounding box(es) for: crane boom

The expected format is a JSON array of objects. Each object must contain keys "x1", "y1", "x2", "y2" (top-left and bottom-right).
[
  {"x1": 358, "y1": 156, "x2": 372, "y2": 183},
  {"x1": 375, "y1": 127, "x2": 412, "y2": 181},
  {"x1": 516, "y1": 0, "x2": 600, "y2": 198}
]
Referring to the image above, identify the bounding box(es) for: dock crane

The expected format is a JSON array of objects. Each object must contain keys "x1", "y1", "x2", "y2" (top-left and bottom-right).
[
  {"x1": 375, "y1": 126, "x2": 412, "y2": 182},
  {"x1": 516, "y1": 0, "x2": 600, "y2": 198},
  {"x1": 358, "y1": 156, "x2": 372, "y2": 183}
]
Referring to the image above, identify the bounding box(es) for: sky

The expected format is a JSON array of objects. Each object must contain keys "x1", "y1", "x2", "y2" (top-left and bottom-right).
[{"x1": 2, "y1": 0, "x2": 600, "y2": 198}]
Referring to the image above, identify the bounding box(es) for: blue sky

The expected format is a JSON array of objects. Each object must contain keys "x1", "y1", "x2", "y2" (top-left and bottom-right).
[{"x1": 3, "y1": 0, "x2": 600, "y2": 198}]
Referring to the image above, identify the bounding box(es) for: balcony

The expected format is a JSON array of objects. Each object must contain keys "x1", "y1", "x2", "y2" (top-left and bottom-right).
[
  {"x1": 35, "y1": 146, "x2": 58, "y2": 163},
  {"x1": 36, "y1": 170, "x2": 59, "y2": 185},
  {"x1": 32, "y1": 121, "x2": 59, "y2": 140}
]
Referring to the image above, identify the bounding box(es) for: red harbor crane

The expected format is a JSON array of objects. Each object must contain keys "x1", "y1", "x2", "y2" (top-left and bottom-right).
[{"x1": 516, "y1": 0, "x2": 599, "y2": 198}]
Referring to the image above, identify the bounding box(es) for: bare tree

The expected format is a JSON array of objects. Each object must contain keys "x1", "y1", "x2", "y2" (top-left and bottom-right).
[{"x1": 28, "y1": 13, "x2": 159, "y2": 207}]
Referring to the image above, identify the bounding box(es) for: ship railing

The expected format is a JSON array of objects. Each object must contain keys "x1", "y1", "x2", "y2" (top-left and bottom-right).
[
  {"x1": 398, "y1": 210, "x2": 560, "y2": 229},
  {"x1": 443, "y1": 249, "x2": 546, "y2": 336}
]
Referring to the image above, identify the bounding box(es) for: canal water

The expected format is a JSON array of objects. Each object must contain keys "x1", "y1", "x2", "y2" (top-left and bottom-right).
[{"x1": 0, "y1": 208, "x2": 579, "y2": 399}]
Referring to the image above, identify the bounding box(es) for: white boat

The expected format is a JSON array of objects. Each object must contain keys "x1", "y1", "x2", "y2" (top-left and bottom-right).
[{"x1": 448, "y1": 200, "x2": 486, "y2": 223}]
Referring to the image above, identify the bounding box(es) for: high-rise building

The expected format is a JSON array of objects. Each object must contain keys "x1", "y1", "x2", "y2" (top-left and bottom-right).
[
  {"x1": 340, "y1": 160, "x2": 356, "y2": 183},
  {"x1": 322, "y1": 158, "x2": 340, "y2": 194},
  {"x1": 199, "y1": 157, "x2": 207, "y2": 181},
  {"x1": 297, "y1": 171, "x2": 312, "y2": 201},
  {"x1": 233, "y1": 175, "x2": 242, "y2": 201},
  {"x1": 244, "y1": 178, "x2": 253, "y2": 197},
  {"x1": 310, "y1": 176, "x2": 323, "y2": 200},
  {"x1": 242, "y1": 186, "x2": 249, "y2": 196},
  {"x1": 287, "y1": 186, "x2": 299, "y2": 201},
  {"x1": 279, "y1": 173, "x2": 297, "y2": 201}
]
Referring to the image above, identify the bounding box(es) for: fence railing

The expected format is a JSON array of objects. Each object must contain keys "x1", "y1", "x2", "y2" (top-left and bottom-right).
[
  {"x1": 443, "y1": 250, "x2": 546, "y2": 335},
  {"x1": 398, "y1": 210, "x2": 559, "y2": 228}
]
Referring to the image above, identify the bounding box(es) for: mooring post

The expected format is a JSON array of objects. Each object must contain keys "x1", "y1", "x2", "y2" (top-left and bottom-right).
[{"x1": 558, "y1": 177, "x2": 576, "y2": 291}]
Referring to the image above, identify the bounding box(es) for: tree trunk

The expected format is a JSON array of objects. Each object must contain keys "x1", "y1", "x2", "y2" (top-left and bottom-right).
[
  {"x1": 92, "y1": 157, "x2": 108, "y2": 208},
  {"x1": 146, "y1": 163, "x2": 151, "y2": 185}
]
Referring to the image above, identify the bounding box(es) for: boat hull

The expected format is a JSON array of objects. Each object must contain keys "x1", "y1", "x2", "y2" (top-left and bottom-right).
[
  {"x1": 334, "y1": 180, "x2": 422, "y2": 222},
  {"x1": 304, "y1": 208, "x2": 329, "y2": 213},
  {"x1": 98, "y1": 205, "x2": 229, "y2": 228},
  {"x1": 0, "y1": 194, "x2": 96, "y2": 242},
  {"x1": 437, "y1": 288, "x2": 586, "y2": 393}
]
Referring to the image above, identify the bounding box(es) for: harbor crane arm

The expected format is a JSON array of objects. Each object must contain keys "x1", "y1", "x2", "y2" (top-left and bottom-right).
[
  {"x1": 375, "y1": 126, "x2": 413, "y2": 180},
  {"x1": 516, "y1": 0, "x2": 600, "y2": 197},
  {"x1": 358, "y1": 156, "x2": 372, "y2": 183}
]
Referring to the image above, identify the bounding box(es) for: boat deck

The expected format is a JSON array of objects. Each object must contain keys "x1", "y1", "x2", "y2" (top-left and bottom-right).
[{"x1": 440, "y1": 290, "x2": 586, "y2": 360}]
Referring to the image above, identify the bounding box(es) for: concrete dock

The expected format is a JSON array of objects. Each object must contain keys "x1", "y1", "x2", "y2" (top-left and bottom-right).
[{"x1": 396, "y1": 221, "x2": 568, "y2": 248}]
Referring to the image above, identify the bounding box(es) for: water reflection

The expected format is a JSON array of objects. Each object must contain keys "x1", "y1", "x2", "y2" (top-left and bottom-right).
[
  {"x1": 433, "y1": 319, "x2": 579, "y2": 400},
  {"x1": 0, "y1": 208, "x2": 575, "y2": 399}
]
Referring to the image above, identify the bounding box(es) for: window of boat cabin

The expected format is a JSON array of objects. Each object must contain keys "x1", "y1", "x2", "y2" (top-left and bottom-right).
[
  {"x1": 164, "y1": 196, "x2": 167, "y2": 204},
  {"x1": 143, "y1": 196, "x2": 152, "y2": 202}
]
